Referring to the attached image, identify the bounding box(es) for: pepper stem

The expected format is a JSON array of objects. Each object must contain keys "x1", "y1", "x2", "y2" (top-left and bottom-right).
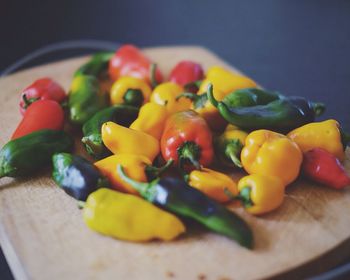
[
  {"x1": 22, "y1": 94, "x2": 40, "y2": 109},
  {"x1": 225, "y1": 140, "x2": 243, "y2": 168},
  {"x1": 224, "y1": 187, "x2": 253, "y2": 208},
  {"x1": 311, "y1": 102, "x2": 326, "y2": 117},
  {"x1": 184, "y1": 80, "x2": 203, "y2": 91},
  {"x1": 176, "y1": 92, "x2": 199, "y2": 101},
  {"x1": 77, "y1": 201, "x2": 86, "y2": 209},
  {"x1": 123, "y1": 89, "x2": 144, "y2": 107},
  {"x1": 117, "y1": 165, "x2": 158, "y2": 202},
  {"x1": 178, "y1": 141, "x2": 202, "y2": 170},
  {"x1": 150, "y1": 63, "x2": 158, "y2": 88},
  {"x1": 340, "y1": 129, "x2": 350, "y2": 149},
  {"x1": 145, "y1": 159, "x2": 174, "y2": 180},
  {"x1": 206, "y1": 83, "x2": 219, "y2": 108}
]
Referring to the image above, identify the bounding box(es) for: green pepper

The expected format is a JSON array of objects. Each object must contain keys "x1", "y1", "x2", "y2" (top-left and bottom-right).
[
  {"x1": 117, "y1": 165, "x2": 253, "y2": 248},
  {"x1": 0, "y1": 130, "x2": 73, "y2": 178},
  {"x1": 222, "y1": 88, "x2": 282, "y2": 108},
  {"x1": 207, "y1": 84, "x2": 325, "y2": 131},
  {"x1": 68, "y1": 75, "x2": 108, "y2": 125},
  {"x1": 52, "y1": 153, "x2": 109, "y2": 201},
  {"x1": 74, "y1": 52, "x2": 114, "y2": 77},
  {"x1": 82, "y1": 105, "x2": 139, "y2": 158}
]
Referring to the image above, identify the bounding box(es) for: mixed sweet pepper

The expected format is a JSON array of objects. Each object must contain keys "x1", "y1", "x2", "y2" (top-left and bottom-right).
[{"x1": 0, "y1": 44, "x2": 349, "y2": 249}]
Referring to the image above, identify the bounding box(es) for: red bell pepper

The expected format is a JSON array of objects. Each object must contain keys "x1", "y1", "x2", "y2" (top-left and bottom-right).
[
  {"x1": 169, "y1": 60, "x2": 204, "y2": 91},
  {"x1": 12, "y1": 100, "x2": 65, "y2": 140},
  {"x1": 108, "y1": 44, "x2": 163, "y2": 85},
  {"x1": 19, "y1": 77, "x2": 66, "y2": 115},
  {"x1": 161, "y1": 110, "x2": 213, "y2": 170},
  {"x1": 302, "y1": 148, "x2": 350, "y2": 189}
]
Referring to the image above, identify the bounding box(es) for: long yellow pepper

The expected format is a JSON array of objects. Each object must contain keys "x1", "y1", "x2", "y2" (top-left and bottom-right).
[{"x1": 83, "y1": 188, "x2": 185, "y2": 241}]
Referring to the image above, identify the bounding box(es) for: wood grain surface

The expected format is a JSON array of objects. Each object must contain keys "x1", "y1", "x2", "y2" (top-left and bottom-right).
[{"x1": 0, "y1": 46, "x2": 349, "y2": 280}]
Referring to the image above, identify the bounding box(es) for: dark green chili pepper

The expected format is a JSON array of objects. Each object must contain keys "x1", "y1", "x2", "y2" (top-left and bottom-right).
[
  {"x1": 52, "y1": 153, "x2": 109, "y2": 201},
  {"x1": 82, "y1": 105, "x2": 139, "y2": 158},
  {"x1": 0, "y1": 130, "x2": 73, "y2": 178},
  {"x1": 74, "y1": 52, "x2": 114, "y2": 77},
  {"x1": 117, "y1": 165, "x2": 253, "y2": 249},
  {"x1": 207, "y1": 84, "x2": 325, "y2": 131},
  {"x1": 68, "y1": 75, "x2": 108, "y2": 125}
]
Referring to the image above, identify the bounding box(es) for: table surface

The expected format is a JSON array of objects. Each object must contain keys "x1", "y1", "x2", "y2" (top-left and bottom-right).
[{"x1": 1, "y1": 1, "x2": 350, "y2": 279}]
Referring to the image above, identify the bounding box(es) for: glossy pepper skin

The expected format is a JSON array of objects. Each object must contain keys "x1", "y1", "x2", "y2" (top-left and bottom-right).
[
  {"x1": 82, "y1": 105, "x2": 139, "y2": 159},
  {"x1": 176, "y1": 92, "x2": 227, "y2": 132},
  {"x1": 188, "y1": 168, "x2": 238, "y2": 203},
  {"x1": 117, "y1": 165, "x2": 253, "y2": 248},
  {"x1": 0, "y1": 130, "x2": 73, "y2": 178},
  {"x1": 215, "y1": 124, "x2": 248, "y2": 168},
  {"x1": 102, "y1": 121, "x2": 160, "y2": 162},
  {"x1": 237, "y1": 174, "x2": 285, "y2": 215},
  {"x1": 208, "y1": 84, "x2": 325, "y2": 132},
  {"x1": 110, "y1": 76, "x2": 152, "y2": 108},
  {"x1": 108, "y1": 44, "x2": 163, "y2": 84},
  {"x1": 19, "y1": 77, "x2": 66, "y2": 115},
  {"x1": 198, "y1": 66, "x2": 257, "y2": 98},
  {"x1": 129, "y1": 102, "x2": 168, "y2": 140},
  {"x1": 302, "y1": 148, "x2": 350, "y2": 189},
  {"x1": 52, "y1": 153, "x2": 109, "y2": 201},
  {"x1": 74, "y1": 52, "x2": 113, "y2": 77},
  {"x1": 161, "y1": 110, "x2": 213, "y2": 169},
  {"x1": 169, "y1": 60, "x2": 204, "y2": 87},
  {"x1": 68, "y1": 75, "x2": 108, "y2": 125},
  {"x1": 287, "y1": 119, "x2": 346, "y2": 161},
  {"x1": 150, "y1": 82, "x2": 191, "y2": 115},
  {"x1": 95, "y1": 154, "x2": 172, "y2": 194},
  {"x1": 12, "y1": 100, "x2": 65, "y2": 140},
  {"x1": 83, "y1": 188, "x2": 185, "y2": 242},
  {"x1": 241, "y1": 130, "x2": 303, "y2": 185}
]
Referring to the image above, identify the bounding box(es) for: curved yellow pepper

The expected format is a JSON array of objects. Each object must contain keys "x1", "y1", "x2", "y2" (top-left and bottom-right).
[
  {"x1": 188, "y1": 168, "x2": 238, "y2": 203},
  {"x1": 83, "y1": 188, "x2": 185, "y2": 242},
  {"x1": 241, "y1": 130, "x2": 302, "y2": 185},
  {"x1": 94, "y1": 154, "x2": 151, "y2": 194},
  {"x1": 102, "y1": 121, "x2": 159, "y2": 162},
  {"x1": 287, "y1": 119, "x2": 345, "y2": 161},
  {"x1": 110, "y1": 76, "x2": 152, "y2": 106},
  {"x1": 237, "y1": 174, "x2": 285, "y2": 215},
  {"x1": 150, "y1": 82, "x2": 191, "y2": 115},
  {"x1": 129, "y1": 102, "x2": 168, "y2": 140},
  {"x1": 198, "y1": 66, "x2": 257, "y2": 100}
]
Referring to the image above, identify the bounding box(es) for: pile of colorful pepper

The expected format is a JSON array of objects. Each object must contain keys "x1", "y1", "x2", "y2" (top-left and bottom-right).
[{"x1": 1, "y1": 44, "x2": 349, "y2": 250}]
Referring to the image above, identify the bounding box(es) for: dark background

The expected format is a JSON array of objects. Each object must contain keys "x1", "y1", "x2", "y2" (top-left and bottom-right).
[{"x1": 1, "y1": 0, "x2": 350, "y2": 279}]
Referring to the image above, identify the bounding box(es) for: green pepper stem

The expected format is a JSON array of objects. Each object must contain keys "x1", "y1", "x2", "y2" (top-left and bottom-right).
[
  {"x1": 184, "y1": 80, "x2": 203, "y2": 91},
  {"x1": 77, "y1": 201, "x2": 86, "y2": 209},
  {"x1": 225, "y1": 142, "x2": 243, "y2": 168},
  {"x1": 224, "y1": 187, "x2": 253, "y2": 208},
  {"x1": 22, "y1": 94, "x2": 40, "y2": 109},
  {"x1": 311, "y1": 102, "x2": 326, "y2": 117},
  {"x1": 206, "y1": 83, "x2": 219, "y2": 107},
  {"x1": 340, "y1": 130, "x2": 350, "y2": 149},
  {"x1": 175, "y1": 92, "x2": 199, "y2": 101},
  {"x1": 150, "y1": 63, "x2": 158, "y2": 88},
  {"x1": 123, "y1": 89, "x2": 144, "y2": 107},
  {"x1": 178, "y1": 141, "x2": 202, "y2": 170},
  {"x1": 145, "y1": 159, "x2": 174, "y2": 180}
]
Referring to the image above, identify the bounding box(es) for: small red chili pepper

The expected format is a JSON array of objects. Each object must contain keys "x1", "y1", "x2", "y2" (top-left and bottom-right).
[
  {"x1": 302, "y1": 148, "x2": 350, "y2": 189},
  {"x1": 161, "y1": 110, "x2": 213, "y2": 170},
  {"x1": 19, "y1": 77, "x2": 66, "y2": 115},
  {"x1": 108, "y1": 44, "x2": 163, "y2": 85},
  {"x1": 169, "y1": 61, "x2": 204, "y2": 92},
  {"x1": 12, "y1": 100, "x2": 65, "y2": 140}
]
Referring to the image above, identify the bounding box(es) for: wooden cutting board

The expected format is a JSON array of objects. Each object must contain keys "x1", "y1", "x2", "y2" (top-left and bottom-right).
[{"x1": 0, "y1": 46, "x2": 350, "y2": 280}]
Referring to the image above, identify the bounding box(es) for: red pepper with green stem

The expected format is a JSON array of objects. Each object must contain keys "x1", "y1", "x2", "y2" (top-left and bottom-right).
[
  {"x1": 302, "y1": 148, "x2": 350, "y2": 189},
  {"x1": 12, "y1": 100, "x2": 65, "y2": 140},
  {"x1": 160, "y1": 110, "x2": 213, "y2": 170},
  {"x1": 19, "y1": 78, "x2": 66, "y2": 115},
  {"x1": 169, "y1": 61, "x2": 204, "y2": 92}
]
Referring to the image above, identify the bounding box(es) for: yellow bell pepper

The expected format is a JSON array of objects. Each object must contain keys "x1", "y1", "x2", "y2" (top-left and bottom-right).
[
  {"x1": 241, "y1": 130, "x2": 302, "y2": 185},
  {"x1": 188, "y1": 168, "x2": 238, "y2": 203},
  {"x1": 102, "y1": 121, "x2": 159, "y2": 162},
  {"x1": 150, "y1": 82, "x2": 191, "y2": 115},
  {"x1": 237, "y1": 174, "x2": 285, "y2": 215},
  {"x1": 287, "y1": 119, "x2": 345, "y2": 161},
  {"x1": 215, "y1": 124, "x2": 248, "y2": 167},
  {"x1": 198, "y1": 66, "x2": 257, "y2": 100},
  {"x1": 129, "y1": 102, "x2": 168, "y2": 140},
  {"x1": 83, "y1": 188, "x2": 185, "y2": 242},
  {"x1": 110, "y1": 76, "x2": 152, "y2": 107}
]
